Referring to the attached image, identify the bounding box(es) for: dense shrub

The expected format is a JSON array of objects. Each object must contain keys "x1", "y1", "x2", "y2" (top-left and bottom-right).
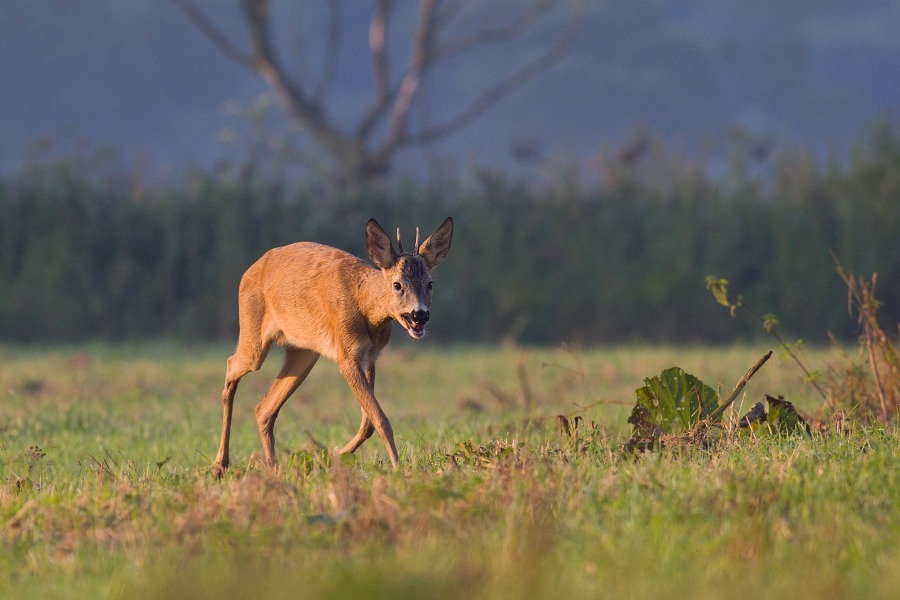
[{"x1": 2, "y1": 124, "x2": 899, "y2": 344}]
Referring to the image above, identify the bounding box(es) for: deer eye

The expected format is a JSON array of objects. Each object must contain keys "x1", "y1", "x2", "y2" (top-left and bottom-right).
[
  {"x1": 427, "y1": 281, "x2": 433, "y2": 291},
  {"x1": 393, "y1": 281, "x2": 402, "y2": 292}
]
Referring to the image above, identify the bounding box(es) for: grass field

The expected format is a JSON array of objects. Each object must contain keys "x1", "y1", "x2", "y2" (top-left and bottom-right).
[{"x1": 1, "y1": 343, "x2": 898, "y2": 599}]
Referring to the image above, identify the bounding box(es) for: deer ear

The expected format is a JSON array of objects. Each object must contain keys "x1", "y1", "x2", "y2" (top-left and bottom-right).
[
  {"x1": 418, "y1": 217, "x2": 453, "y2": 269},
  {"x1": 366, "y1": 218, "x2": 398, "y2": 269}
]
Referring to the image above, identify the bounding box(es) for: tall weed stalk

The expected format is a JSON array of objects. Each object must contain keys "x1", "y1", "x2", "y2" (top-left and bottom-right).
[{"x1": 833, "y1": 258, "x2": 900, "y2": 422}]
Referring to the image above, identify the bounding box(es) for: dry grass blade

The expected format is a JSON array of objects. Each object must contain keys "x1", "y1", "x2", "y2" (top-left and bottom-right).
[{"x1": 834, "y1": 257, "x2": 900, "y2": 422}]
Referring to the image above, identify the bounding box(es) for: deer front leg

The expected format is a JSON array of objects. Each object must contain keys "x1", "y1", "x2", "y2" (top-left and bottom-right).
[
  {"x1": 336, "y1": 406, "x2": 376, "y2": 455},
  {"x1": 339, "y1": 360, "x2": 399, "y2": 468},
  {"x1": 336, "y1": 362, "x2": 377, "y2": 455}
]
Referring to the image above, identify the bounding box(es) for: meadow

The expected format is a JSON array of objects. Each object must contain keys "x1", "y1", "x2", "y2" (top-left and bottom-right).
[{"x1": 1, "y1": 342, "x2": 898, "y2": 599}]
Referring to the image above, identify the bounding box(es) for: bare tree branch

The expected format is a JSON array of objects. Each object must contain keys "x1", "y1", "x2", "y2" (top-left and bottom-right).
[
  {"x1": 357, "y1": 0, "x2": 397, "y2": 138},
  {"x1": 174, "y1": 0, "x2": 332, "y2": 140},
  {"x1": 238, "y1": 0, "x2": 345, "y2": 154},
  {"x1": 384, "y1": 0, "x2": 439, "y2": 149},
  {"x1": 241, "y1": 0, "x2": 278, "y2": 69},
  {"x1": 435, "y1": 0, "x2": 555, "y2": 60},
  {"x1": 176, "y1": 0, "x2": 584, "y2": 187},
  {"x1": 171, "y1": 0, "x2": 255, "y2": 68},
  {"x1": 370, "y1": 0, "x2": 394, "y2": 102},
  {"x1": 402, "y1": 0, "x2": 586, "y2": 147}
]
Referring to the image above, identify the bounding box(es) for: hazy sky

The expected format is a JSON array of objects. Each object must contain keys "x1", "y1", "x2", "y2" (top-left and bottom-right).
[{"x1": 2, "y1": 1, "x2": 898, "y2": 179}]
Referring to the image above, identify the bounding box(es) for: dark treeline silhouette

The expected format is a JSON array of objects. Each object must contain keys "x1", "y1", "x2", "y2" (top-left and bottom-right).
[{"x1": 2, "y1": 123, "x2": 899, "y2": 344}]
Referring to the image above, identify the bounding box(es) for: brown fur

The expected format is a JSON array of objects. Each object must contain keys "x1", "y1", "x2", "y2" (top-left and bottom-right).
[{"x1": 213, "y1": 217, "x2": 453, "y2": 477}]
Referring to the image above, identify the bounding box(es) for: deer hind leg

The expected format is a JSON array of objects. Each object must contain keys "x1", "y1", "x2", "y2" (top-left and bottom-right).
[
  {"x1": 213, "y1": 343, "x2": 273, "y2": 478},
  {"x1": 213, "y1": 288, "x2": 271, "y2": 478},
  {"x1": 255, "y1": 347, "x2": 320, "y2": 473}
]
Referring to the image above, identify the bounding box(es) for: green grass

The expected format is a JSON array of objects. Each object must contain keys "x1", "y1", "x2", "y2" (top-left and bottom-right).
[{"x1": 1, "y1": 343, "x2": 898, "y2": 599}]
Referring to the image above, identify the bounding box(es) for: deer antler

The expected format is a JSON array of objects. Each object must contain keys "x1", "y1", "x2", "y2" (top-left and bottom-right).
[{"x1": 394, "y1": 226, "x2": 422, "y2": 255}]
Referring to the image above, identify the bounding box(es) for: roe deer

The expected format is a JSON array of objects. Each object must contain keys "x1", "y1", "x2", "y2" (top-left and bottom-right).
[{"x1": 213, "y1": 217, "x2": 453, "y2": 477}]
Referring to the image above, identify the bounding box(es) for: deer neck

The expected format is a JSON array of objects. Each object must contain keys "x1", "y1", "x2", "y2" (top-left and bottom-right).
[{"x1": 356, "y1": 268, "x2": 394, "y2": 327}]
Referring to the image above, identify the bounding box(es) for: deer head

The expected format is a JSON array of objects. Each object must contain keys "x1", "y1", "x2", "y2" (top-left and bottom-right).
[{"x1": 365, "y1": 217, "x2": 453, "y2": 338}]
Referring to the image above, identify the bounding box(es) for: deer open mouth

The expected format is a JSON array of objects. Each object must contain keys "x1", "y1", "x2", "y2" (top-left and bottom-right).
[{"x1": 401, "y1": 313, "x2": 427, "y2": 338}]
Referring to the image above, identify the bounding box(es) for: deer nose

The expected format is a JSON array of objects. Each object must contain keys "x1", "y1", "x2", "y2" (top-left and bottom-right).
[{"x1": 411, "y1": 309, "x2": 429, "y2": 325}]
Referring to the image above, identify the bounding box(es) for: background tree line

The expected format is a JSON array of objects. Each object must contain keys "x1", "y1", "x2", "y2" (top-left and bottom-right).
[{"x1": 1, "y1": 122, "x2": 899, "y2": 345}]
